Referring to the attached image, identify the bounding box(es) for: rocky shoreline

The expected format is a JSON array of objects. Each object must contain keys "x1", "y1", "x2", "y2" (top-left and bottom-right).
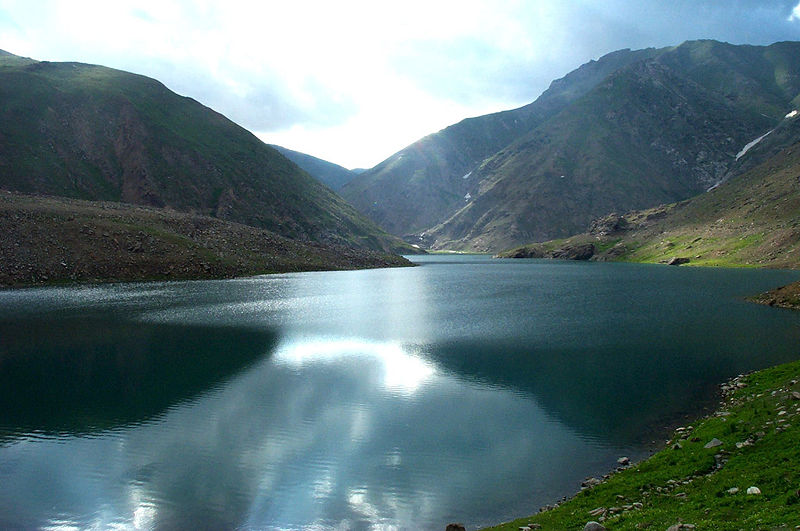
[
  {"x1": 479, "y1": 358, "x2": 800, "y2": 530},
  {"x1": 0, "y1": 191, "x2": 413, "y2": 288},
  {"x1": 748, "y1": 281, "x2": 800, "y2": 310}
]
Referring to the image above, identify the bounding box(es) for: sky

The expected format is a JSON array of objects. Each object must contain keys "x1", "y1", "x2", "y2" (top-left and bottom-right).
[{"x1": 1, "y1": 1, "x2": 800, "y2": 169}]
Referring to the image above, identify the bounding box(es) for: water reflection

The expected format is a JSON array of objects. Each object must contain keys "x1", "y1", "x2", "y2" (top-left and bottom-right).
[
  {"x1": 1, "y1": 258, "x2": 799, "y2": 529},
  {"x1": 0, "y1": 336, "x2": 614, "y2": 530},
  {"x1": 275, "y1": 339, "x2": 435, "y2": 394},
  {"x1": 0, "y1": 317, "x2": 276, "y2": 439}
]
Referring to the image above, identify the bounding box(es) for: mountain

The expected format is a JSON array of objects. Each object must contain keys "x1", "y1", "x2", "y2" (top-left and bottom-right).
[
  {"x1": 269, "y1": 144, "x2": 357, "y2": 191},
  {"x1": 0, "y1": 51, "x2": 413, "y2": 254},
  {"x1": 497, "y1": 116, "x2": 800, "y2": 269},
  {"x1": 340, "y1": 47, "x2": 659, "y2": 238},
  {"x1": 343, "y1": 40, "x2": 800, "y2": 252}
]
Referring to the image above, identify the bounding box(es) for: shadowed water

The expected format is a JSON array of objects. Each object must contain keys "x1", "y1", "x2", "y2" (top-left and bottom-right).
[{"x1": 0, "y1": 255, "x2": 799, "y2": 529}]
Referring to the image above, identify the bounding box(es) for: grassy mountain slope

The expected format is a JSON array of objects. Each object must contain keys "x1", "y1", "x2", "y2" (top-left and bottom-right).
[
  {"x1": 0, "y1": 51, "x2": 412, "y2": 254},
  {"x1": 497, "y1": 126, "x2": 800, "y2": 269},
  {"x1": 340, "y1": 48, "x2": 659, "y2": 238},
  {"x1": 428, "y1": 40, "x2": 800, "y2": 251},
  {"x1": 0, "y1": 191, "x2": 411, "y2": 287},
  {"x1": 270, "y1": 144, "x2": 357, "y2": 191}
]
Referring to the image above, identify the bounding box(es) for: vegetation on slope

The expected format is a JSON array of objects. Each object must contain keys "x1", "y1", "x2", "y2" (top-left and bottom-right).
[
  {"x1": 0, "y1": 191, "x2": 412, "y2": 288},
  {"x1": 0, "y1": 51, "x2": 413, "y2": 254},
  {"x1": 497, "y1": 135, "x2": 800, "y2": 270},
  {"x1": 483, "y1": 359, "x2": 800, "y2": 530}
]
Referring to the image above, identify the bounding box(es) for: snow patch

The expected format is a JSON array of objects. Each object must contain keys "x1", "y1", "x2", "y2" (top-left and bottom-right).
[
  {"x1": 462, "y1": 171, "x2": 472, "y2": 179},
  {"x1": 464, "y1": 192, "x2": 472, "y2": 201},
  {"x1": 736, "y1": 130, "x2": 772, "y2": 160},
  {"x1": 786, "y1": 110, "x2": 798, "y2": 119}
]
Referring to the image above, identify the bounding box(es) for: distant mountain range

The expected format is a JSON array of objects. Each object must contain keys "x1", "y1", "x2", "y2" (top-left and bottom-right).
[
  {"x1": 339, "y1": 40, "x2": 800, "y2": 252},
  {"x1": 269, "y1": 145, "x2": 358, "y2": 192},
  {"x1": 0, "y1": 50, "x2": 412, "y2": 256}
]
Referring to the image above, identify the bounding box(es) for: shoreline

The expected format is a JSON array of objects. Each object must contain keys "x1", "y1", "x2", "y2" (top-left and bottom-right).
[
  {"x1": 480, "y1": 324, "x2": 800, "y2": 530},
  {"x1": 0, "y1": 191, "x2": 414, "y2": 289}
]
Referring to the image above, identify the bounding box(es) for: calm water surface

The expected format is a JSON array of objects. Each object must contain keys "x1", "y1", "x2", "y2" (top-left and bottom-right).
[{"x1": 1, "y1": 256, "x2": 799, "y2": 530}]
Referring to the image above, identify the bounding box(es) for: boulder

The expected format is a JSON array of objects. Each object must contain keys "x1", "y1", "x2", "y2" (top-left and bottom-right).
[
  {"x1": 551, "y1": 243, "x2": 595, "y2": 261},
  {"x1": 746, "y1": 486, "x2": 761, "y2": 495},
  {"x1": 583, "y1": 522, "x2": 607, "y2": 531},
  {"x1": 445, "y1": 524, "x2": 466, "y2": 531},
  {"x1": 667, "y1": 256, "x2": 690, "y2": 266},
  {"x1": 581, "y1": 477, "x2": 602, "y2": 488},
  {"x1": 588, "y1": 213, "x2": 629, "y2": 236},
  {"x1": 704, "y1": 438, "x2": 723, "y2": 449},
  {"x1": 504, "y1": 246, "x2": 545, "y2": 258}
]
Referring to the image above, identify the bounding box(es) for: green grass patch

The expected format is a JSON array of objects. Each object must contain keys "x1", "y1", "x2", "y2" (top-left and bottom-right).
[{"x1": 482, "y1": 359, "x2": 800, "y2": 530}]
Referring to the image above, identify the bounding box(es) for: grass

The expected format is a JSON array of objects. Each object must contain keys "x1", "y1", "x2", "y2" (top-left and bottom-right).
[{"x1": 482, "y1": 359, "x2": 800, "y2": 530}]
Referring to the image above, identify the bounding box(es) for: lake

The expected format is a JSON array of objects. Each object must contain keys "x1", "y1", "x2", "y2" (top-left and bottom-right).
[{"x1": 1, "y1": 255, "x2": 799, "y2": 530}]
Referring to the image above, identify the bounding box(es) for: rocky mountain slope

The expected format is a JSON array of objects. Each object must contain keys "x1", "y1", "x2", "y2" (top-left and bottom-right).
[
  {"x1": 343, "y1": 40, "x2": 800, "y2": 252},
  {"x1": 340, "y1": 47, "x2": 659, "y2": 238},
  {"x1": 0, "y1": 51, "x2": 412, "y2": 254},
  {"x1": 497, "y1": 120, "x2": 800, "y2": 269},
  {"x1": 270, "y1": 145, "x2": 357, "y2": 191},
  {"x1": 0, "y1": 191, "x2": 411, "y2": 287}
]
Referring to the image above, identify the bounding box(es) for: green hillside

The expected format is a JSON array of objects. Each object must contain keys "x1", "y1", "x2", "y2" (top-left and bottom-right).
[
  {"x1": 497, "y1": 131, "x2": 800, "y2": 269},
  {"x1": 0, "y1": 51, "x2": 413, "y2": 254}
]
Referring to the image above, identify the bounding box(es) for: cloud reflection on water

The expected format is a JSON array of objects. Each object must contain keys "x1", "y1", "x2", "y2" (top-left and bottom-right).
[
  {"x1": 0, "y1": 334, "x2": 614, "y2": 530},
  {"x1": 275, "y1": 339, "x2": 436, "y2": 395}
]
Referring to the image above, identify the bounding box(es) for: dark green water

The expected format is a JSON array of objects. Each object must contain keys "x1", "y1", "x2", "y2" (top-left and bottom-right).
[{"x1": 0, "y1": 256, "x2": 799, "y2": 529}]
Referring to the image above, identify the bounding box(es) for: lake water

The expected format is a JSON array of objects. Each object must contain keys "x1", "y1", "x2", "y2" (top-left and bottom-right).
[{"x1": 1, "y1": 255, "x2": 799, "y2": 530}]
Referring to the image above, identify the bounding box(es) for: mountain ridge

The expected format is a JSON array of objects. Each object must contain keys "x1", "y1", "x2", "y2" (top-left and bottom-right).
[
  {"x1": 342, "y1": 40, "x2": 800, "y2": 252},
  {"x1": 340, "y1": 46, "x2": 661, "y2": 238}
]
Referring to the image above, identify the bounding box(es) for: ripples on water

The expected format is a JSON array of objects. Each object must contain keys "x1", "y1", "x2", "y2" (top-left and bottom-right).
[{"x1": 1, "y1": 256, "x2": 799, "y2": 529}]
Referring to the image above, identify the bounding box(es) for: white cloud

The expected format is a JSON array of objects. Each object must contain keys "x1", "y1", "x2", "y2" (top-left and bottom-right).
[{"x1": 789, "y1": 1, "x2": 800, "y2": 21}]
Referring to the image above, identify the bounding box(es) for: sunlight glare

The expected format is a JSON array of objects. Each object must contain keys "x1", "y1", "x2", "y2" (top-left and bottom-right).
[{"x1": 275, "y1": 339, "x2": 435, "y2": 394}]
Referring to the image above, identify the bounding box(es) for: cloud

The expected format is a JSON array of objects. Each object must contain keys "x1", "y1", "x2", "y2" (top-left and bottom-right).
[{"x1": 790, "y1": 1, "x2": 800, "y2": 20}]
